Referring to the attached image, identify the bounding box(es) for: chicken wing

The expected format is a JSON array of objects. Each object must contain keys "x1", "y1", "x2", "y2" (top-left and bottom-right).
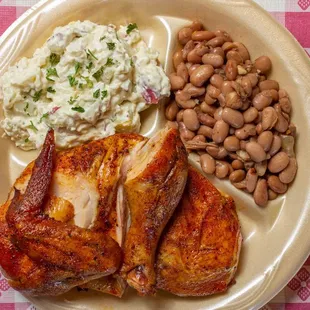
[{"x1": 156, "y1": 166, "x2": 242, "y2": 296}]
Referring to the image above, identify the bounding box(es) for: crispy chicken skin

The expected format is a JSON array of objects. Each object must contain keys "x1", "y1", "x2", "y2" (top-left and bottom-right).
[
  {"x1": 0, "y1": 130, "x2": 122, "y2": 296},
  {"x1": 156, "y1": 167, "x2": 242, "y2": 296},
  {"x1": 120, "y1": 127, "x2": 188, "y2": 295}
]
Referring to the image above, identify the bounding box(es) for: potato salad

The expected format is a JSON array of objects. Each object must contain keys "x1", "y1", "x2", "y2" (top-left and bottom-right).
[{"x1": 0, "y1": 21, "x2": 170, "y2": 150}]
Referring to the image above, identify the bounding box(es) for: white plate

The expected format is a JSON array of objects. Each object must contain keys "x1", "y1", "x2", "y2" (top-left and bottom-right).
[{"x1": 0, "y1": 0, "x2": 310, "y2": 309}]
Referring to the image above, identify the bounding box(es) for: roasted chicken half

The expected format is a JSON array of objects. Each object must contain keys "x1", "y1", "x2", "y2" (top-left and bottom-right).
[
  {"x1": 0, "y1": 127, "x2": 188, "y2": 297},
  {"x1": 156, "y1": 167, "x2": 242, "y2": 296}
]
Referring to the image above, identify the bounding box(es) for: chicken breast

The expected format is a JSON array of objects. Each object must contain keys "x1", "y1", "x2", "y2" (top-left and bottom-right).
[{"x1": 156, "y1": 167, "x2": 242, "y2": 296}]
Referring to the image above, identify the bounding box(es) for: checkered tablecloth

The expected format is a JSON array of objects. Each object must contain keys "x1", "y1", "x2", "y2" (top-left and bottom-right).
[{"x1": 0, "y1": 0, "x2": 309, "y2": 309}]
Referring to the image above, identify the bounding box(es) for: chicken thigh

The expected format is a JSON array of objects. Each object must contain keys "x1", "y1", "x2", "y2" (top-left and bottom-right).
[{"x1": 156, "y1": 167, "x2": 242, "y2": 296}]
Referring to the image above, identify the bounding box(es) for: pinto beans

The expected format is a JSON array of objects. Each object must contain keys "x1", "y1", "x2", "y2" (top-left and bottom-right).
[{"x1": 190, "y1": 65, "x2": 214, "y2": 87}]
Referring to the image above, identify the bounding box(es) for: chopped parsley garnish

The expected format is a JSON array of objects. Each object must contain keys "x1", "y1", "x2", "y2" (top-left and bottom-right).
[
  {"x1": 130, "y1": 58, "x2": 134, "y2": 67},
  {"x1": 105, "y1": 57, "x2": 114, "y2": 66},
  {"x1": 86, "y1": 49, "x2": 98, "y2": 60},
  {"x1": 78, "y1": 83, "x2": 84, "y2": 89},
  {"x1": 93, "y1": 89, "x2": 100, "y2": 99},
  {"x1": 100, "y1": 36, "x2": 106, "y2": 41},
  {"x1": 71, "y1": 106, "x2": 85, "y2": 113},
  {"x1": 24, "y1": 102, "x2": 29, "y2": 112},
  {"x1": 32, "y1": 90, "x2": 42, "y2": 102},
  {"x1": 92, "y1": 66, "x2": 104, "y2": 82},
  {"x1": 46, "y1": 67, "x2": 59, "y2": 81},
  {"x1": 75, "y1": 62, "x2": 82, "y2": 75},
  {"x1": 126, "y1": 23, "x2": 138, "y2": 34},
  {"x1": 27, "y1": 121, "x2": 38, "y2": 132},
  {"x1": 50, "y1": 53, "x2": 60, "y2": 66},
  {"x1": 40, "y1": 113, "x2": 49, "y2": 123},
  {"x1": 47, "y1": 87, "x2": 56, "y2": 93},
  {"x1": 68, "y1": 96, "x2": 77, "y2": 105},
  {"x1": 81, "y1": 76, "x2": 94, "y2": 88},
  {"x1": 101, "y1": 90, "x2": 108, "y2": 99},
  {"x1": 86, "y1": 62, "x2": 93, "y2": 70},
  {"x1": 68, "y1": 75, "x2": 78, "y2": 87},
  {"x1": 107, "y1": 42, "x2": 115, "y2": 50},
  {"x1": 24, "y1": 138, "x2": 29, "y2": 143}
]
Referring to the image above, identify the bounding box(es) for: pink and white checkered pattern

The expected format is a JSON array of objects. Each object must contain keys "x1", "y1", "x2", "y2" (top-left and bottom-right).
[{"x1": 0, "y1": 0, "x2": 309, "y2": 309}]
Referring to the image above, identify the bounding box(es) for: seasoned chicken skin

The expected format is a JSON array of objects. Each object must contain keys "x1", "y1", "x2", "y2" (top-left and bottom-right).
[
  {"x1": 0, "y1": 131, "x2": 122, "y2": 296},
  {"x1": 156, "y1": 167, "x2": 242, "y2": 296}
]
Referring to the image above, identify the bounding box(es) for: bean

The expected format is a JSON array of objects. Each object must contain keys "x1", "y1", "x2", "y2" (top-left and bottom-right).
[
  {"x1": 269, "y1": 135, "x2": 282, "y2": 156},
  {"x1": 210, "y1": 47, "x2": 225, "y2": 58},
  {"x1": 224, "y1": 136, "x2": 240, "y2": 152},
  {"x1": 254, "y1": 56, "x2": 272, "y2": 74},
  {"x1": 197, "y1": 125, "x2": 213, "y2": 138},
  {"x1": 232, "y1": 159, "x2": 244, "y2": 170},
  {"x1": 247, "y1": 73, "x2": 259, "y2": 87},
  {"x1": 192, "y1": 30, "x2": 215, "y2": 41},
  {"x1": 259, "y1": 80, "x2": 279, "y2": 91},
  {"x1": 246, "y1": 142, "x2": 266, "y2": 163},
  {"x1": 178, "y1": 27, "x2": 193, "y2": 45},
  {"x1": 243, "y1": 107, "x2": 258, "y2": 123},
  {"x1": 210, "y1": 74, "x2": 224, "y2": 89},
  {"x1": 187, "y1": 49, "x2": 202, "y2": 63},
  {"x1": 254, "y1": 179, "x2": 268, "y2": 207},
  {"x1": 267, "y1": 175, "x2": 288, "y2": 194},
  {"x1": 215, "y1": 161, "x2": 229, "y2": 179},
  {"x1": 255, "y1": 161, "x2": 267, "y2": 176},
  {"x1": 190, "y1": 65, "x2": 214, "y2": 87},
  {"x1": 287, "y1": 123, "x2": 297, "y2": 137},
  {"x1": 279, "y1": 158, "x2": 297, "y2": 184},
  {"x1": 207, "y1": 146, "x2": 228, "y2": 159},
  {"x1": 225, "y1": 59, "x2": 238, "y2": 81},
  {"x1": 257, "y1": 131, "x2": 273, "y2": 152},
  {"x1": 232, "y1": 180, "x2": 247, "y2": 190},
  {"x1": 179, "y1": 122, "x2": 195, "y2": 141},
  {"x1": 229, "y1": 170, "x2": 246, "y2": 183},
  {"x1": 214, "y1": 107, "x2": 223, "y2": 121},
  {"x1": 202, "y1": 53, "x2": 224, "y2": 68},
  {"x1": 182, "y1": 40, "x2": 195, "y2": 60},
  {"x1": 200, "y1": 154, "x2": 216, "y2": 174},
  {"x1": 195, "y1": 108, "x2": 216, "y2": 127},
  {"x1": 175, "y1": 97, "x2": 196, "y2": 109},
  {"x1": 169, "y1": 73, "x2": 186, "y2": 91},
  {"x1": 183, "y1": 83, "x2": 206, "y2": 97},
  {"x1": 194, "y1": 42, "x2": 209, "y2": 57},
  {"x1": 262, "y1": 107, "x2": 278, "y2": 130},
  {"x1": 251, "y1": 86, "x2": 260, "y2": 100},
  {"x1": 206, "y1": 85, "x2": 220, "y2": 99},
  {"x1": 235, "y1": 124, "x2": 256, "y2": 140},
  {"x1": 279, "y1": 89, "x2": 289, "y2": 99},
  {"x1": 279, "y1": 97, "x2": 292, "y2": 114},
  {"x1": 183, "y1": 109, "x2": 200, "y2": 131},
  {"x1": 222, "y1": 81, "x2": 234, "y2": 95},
  {"x1": 268, "y1": 151, "x2": 290, "y2": 173},
  {"x1": 190, "y1": 20, "x2": 203, "y2": 31},
  {"x1": 214, "y1": 30, "x2": 232, "y2": 42},
  {"x1": 222, "y1": 108, "x2": 244, "y2": 128},
  {"x1": 176, "y1": 110, "x2": 184, "y2": 122},
  {"x1": 225, "y1": 91, "x2": 243, "y2": 109},
  {"x1": 268, "y1": 189, "x2": 278, "y2": 200},
  {"x1": 165, "y1": 101, "x2": 179, "y2": 121},
  {"x1": 176, "y1": 62, "x2": 189, "y2": 83},
  {"x1": 173, "y1": 50, "x2": 183, "y2": 69},
  {"x1": 233, "y1": 42, "x2": 250, "y2": 61},
  {"x1": 241, "y1": 76, "x2": 253, "y2": 97},
  {"x1": 262, "y1": 89, "x2": 279, "y2": 102},
  {"x1": 200, "y1": 101, "x2": 216, "y2": 115},
  {"x1": 193, "y1": 134, "x2": 206, "y2": 143},
  {"x1": 212, "y1": 120, "x2": 229, "y2": 143},
  {"x1": 239, "y1": 140, "x2": 247, "y2": 150},
  {"x1": 218, "y1": 94, "x2": 226, "y2": 107},
  {"x1": 254, "y1": 111, "x2": 262, "y2": 124},
  {"x1": 244, "y1": 161, "x2": 255, "y2": 170},
  {"x1": 252, "y1": 92, "x2": 273, "y2": 110},
  {"x1": 204, "y1": 94, "x2": 216, "y2": 106},
  {"x1": 226, "y1": 50, "x2": 243, "y2": 65},
  {"x1": 246, "y1": 168, "x2": 258, "y2": 193},
  {"x1": 188, "y1": 64, "x2": 200, "y2": 75},
  {"x1": 207, "y1": 36, "x2": 226, "y2": 47},
  {"x1": 274, "y1": 105, "x2": 289, "y2": 133}
]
